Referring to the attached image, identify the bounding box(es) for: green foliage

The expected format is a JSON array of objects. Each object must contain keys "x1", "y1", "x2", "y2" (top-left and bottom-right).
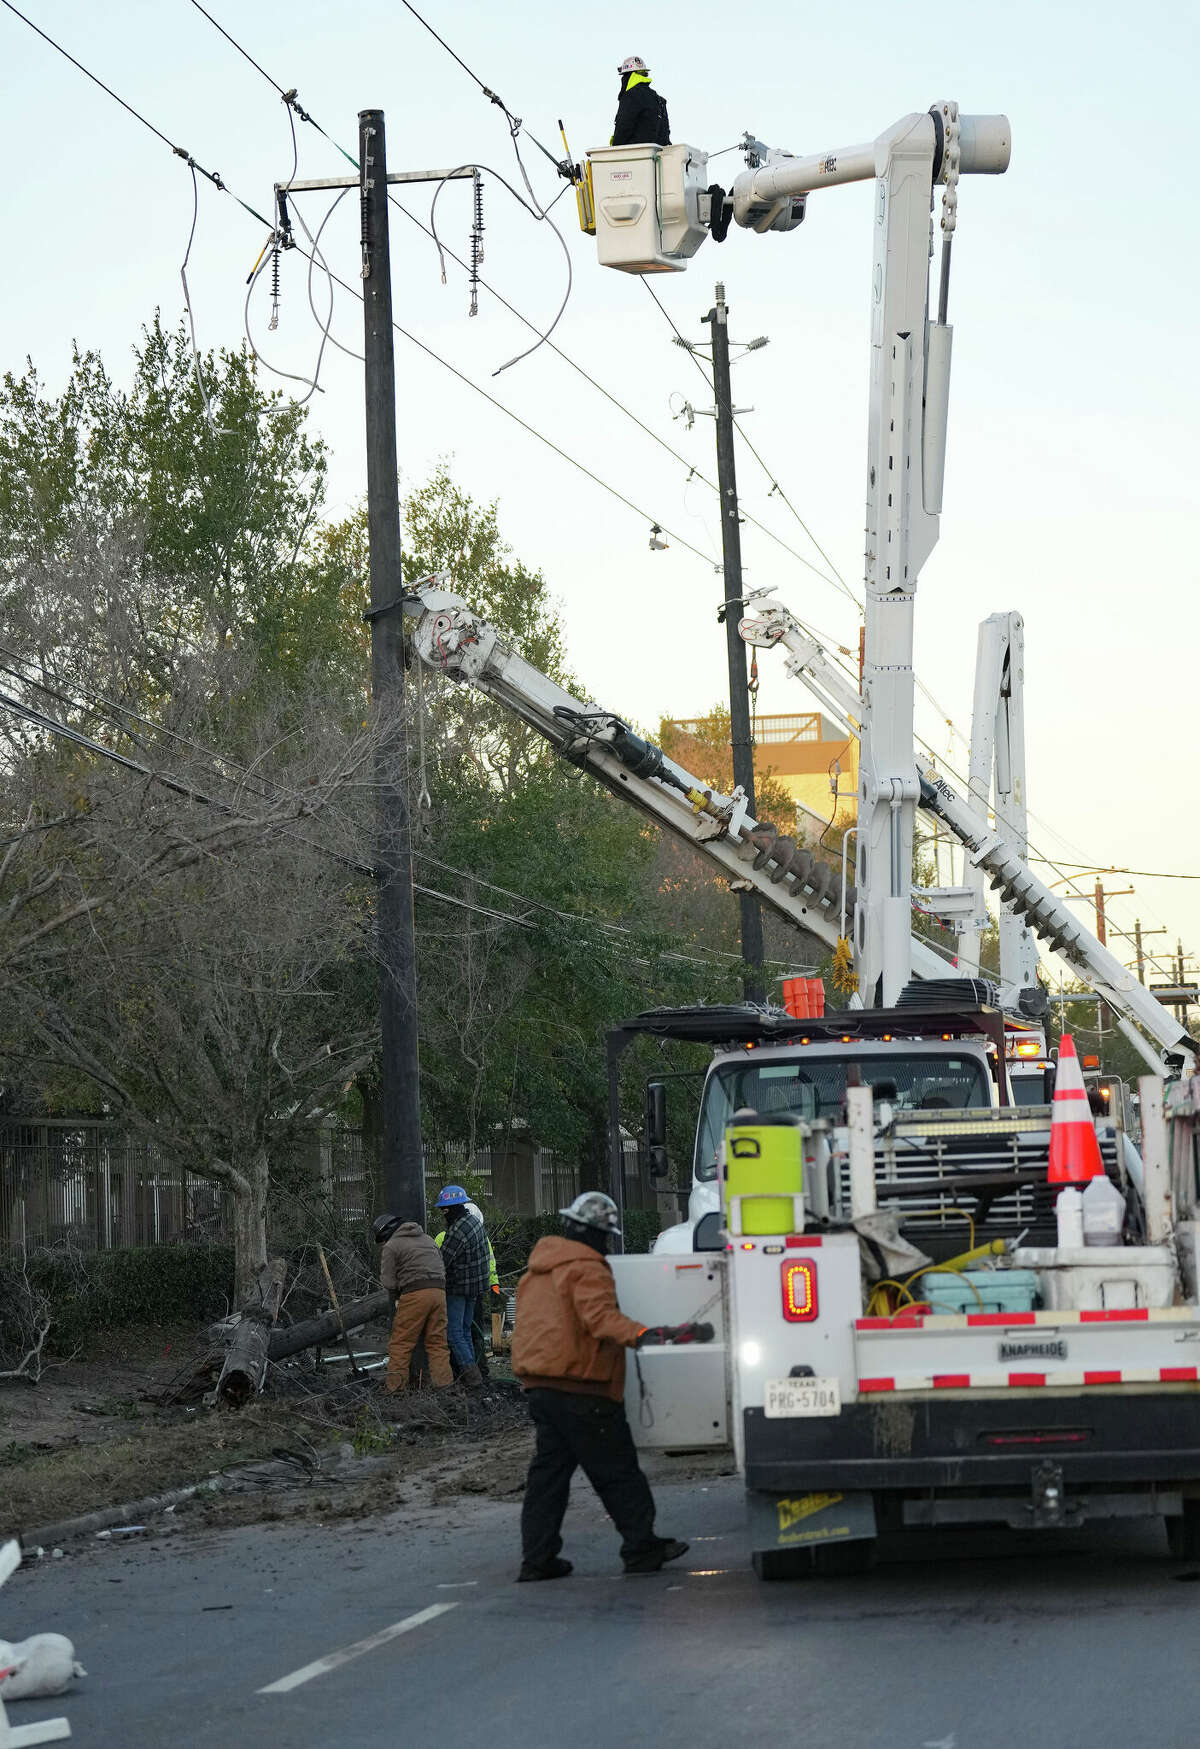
[
  {"x1": 0, "y1": 1245, "x2": 235, "y2": 1354},
  {"x1": 0, "y1": 318, "x2": 330, "y2": 691},
  {"x1": 0, "y1": 312, "x2": 766, "y2": 1286}
]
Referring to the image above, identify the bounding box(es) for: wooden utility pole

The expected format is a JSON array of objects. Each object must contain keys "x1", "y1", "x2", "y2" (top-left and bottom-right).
[
  {"x1": 360, "y1": 109, "x2": 424, "y2": 1222},
  {"x1": 705, "y1": 283, "x2": 765, "y2": 1000}
]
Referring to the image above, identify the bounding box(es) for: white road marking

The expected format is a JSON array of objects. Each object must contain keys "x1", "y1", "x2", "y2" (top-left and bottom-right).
[
  {"x1": 437, "y1": 1581, "x2": 479, "y2": 1589},
  {"x1": 258, "y1": 1603, "x2": 458, "y2": 1694}
]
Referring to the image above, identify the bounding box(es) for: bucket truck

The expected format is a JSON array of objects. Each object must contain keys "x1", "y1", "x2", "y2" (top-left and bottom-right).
[{"x1": 421, "y1": 103, "x2": 1200, "y2": 1573}]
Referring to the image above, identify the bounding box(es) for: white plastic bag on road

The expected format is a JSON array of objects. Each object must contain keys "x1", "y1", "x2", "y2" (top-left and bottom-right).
[{"x1": 0, "y1": 1633, "x2": 85, "y2": 1699}]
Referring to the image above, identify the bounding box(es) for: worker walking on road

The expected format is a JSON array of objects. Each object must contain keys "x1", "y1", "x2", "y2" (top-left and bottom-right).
[
  {"x1": 511, "y1": 1191, "x2": 711, "y2": 1581},
  {"x1": 435, "y1": 1185, "x2": 490, "y2": 1390},
  {"x1": 611, "y1": 55, "x2": 671, "y2": 148},
  {"x1": 373, "y1": 1213, "x2": 453, "y2": 1394}
]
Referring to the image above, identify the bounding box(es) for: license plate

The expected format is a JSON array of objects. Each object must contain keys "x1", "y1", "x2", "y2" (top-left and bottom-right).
[{"x1": 764, "y1": 1376, "x2": 841, "y2": 1418}]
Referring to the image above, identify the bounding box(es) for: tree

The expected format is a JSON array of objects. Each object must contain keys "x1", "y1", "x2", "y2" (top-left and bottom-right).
[
  {"x1": 0, "y1": 322, "x2": 374, "y2": 1298},
  {"x1": 0, "y1": 316, "x2": 330, "y2": 694},
  {"x1": 659, "y1": 704, "x2": 796, "y2": 824},
  {"x1": 0, "y1": 315, "x2": 758, "y2": 1300},
  {"x1": 0, "y1": 637, "x2": 382, "y2": 1301}
]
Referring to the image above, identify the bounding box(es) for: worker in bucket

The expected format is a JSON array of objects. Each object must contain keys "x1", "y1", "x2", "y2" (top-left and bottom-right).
[
  {"x1": 611, "y1": 56, "x2": 671, "y2": 148},
  {"x1": 510, "y1": 1190, "x2": 712, "y2": 1581},
  {"x1": 373, "y1": 1212, "x2": 453, "y2": 1393},
  {"x1": 435, "y1": 1184, "x2": 490, "y2": 1390},
  {"x1": 436, "y1": 1197, "x2": 498, "y2": 1378}
]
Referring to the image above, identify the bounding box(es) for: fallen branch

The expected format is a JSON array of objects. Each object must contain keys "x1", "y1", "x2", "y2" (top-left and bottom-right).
[{"x1": 0, "y1": 1255, "x2": 52, "y2": 1383}]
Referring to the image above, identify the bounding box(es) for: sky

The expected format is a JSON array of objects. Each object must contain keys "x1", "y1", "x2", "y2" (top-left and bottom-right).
[{"x1": 1, "y1": 0, "x2": 1198, "y2": 989}]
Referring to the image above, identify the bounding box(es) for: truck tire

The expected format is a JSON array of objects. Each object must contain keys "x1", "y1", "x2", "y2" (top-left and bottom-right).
[
  {"x1": 752, "y1": 1548, "x2": 816, "y2": 1581},
  {"x1": 1166, "y1": 1500, "x2": 1200, "y2": 1560}
]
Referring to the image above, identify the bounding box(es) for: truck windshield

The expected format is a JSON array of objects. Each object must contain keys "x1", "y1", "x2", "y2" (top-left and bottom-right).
[{"x1": 694, "y1": 1052, "x2": 991, "y2": 1181}]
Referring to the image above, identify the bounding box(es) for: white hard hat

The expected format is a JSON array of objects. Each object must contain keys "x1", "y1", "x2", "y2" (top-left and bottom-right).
[
  {"x1": 559, "y1": 1191, "x2": 622, "y2": 1235},
  {"x1": 617, "y1": 55, "x2": 648, "y2": 75}
]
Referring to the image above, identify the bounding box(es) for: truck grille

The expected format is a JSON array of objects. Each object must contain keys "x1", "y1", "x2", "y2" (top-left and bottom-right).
[{"x1": 834, "y1": 1122, "x2": 1121, "y2": 1239}]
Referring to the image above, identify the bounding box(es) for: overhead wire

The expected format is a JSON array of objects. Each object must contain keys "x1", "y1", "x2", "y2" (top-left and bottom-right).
[
  {"x1": 641, "y1": 274, "x2": 971, "y2": 749},
  {"x1": 391, "y1": 0, "x2": 564, "y2": 171},
  {"x1": 15, "y1": 3, "x2": 1185, "y2": 981},
  {"x1": 0, "y1": 2, "x2": 715, "y2": 570},
  {"x1": 176, "y1": 1, "x2": 877, "y2": 606},
  {"x1": 426, "y1": 159, "x2": 572, "y2": 375},
  {"x1": 0, "y1": 0, "x2": 271, "y2": 227},
  {"x1": 0, "y1": 650, "x2": 804, "y2": 975},
  {"x1": 642, "y1": 264, "x2": 1175, "y2": 964}
]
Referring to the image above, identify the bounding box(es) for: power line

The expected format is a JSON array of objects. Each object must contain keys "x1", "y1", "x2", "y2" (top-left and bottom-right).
[
  {"x1": 184, "y1": 0, "x2": 853, "y2": 596},
  {"x1": 12, "y1": 8, "x2": 1184, "y2": 977},
  {"x1": 1, "y1": 2, "x2": 715, "y2": 569},
  {"x1": 0, "y1": 655, "x2": 806, "y2": 973},
  {"x1": 390, "y1": 0, "x2": 562, "y2": 170},
  {"x1": 0, "y1": 0, "x2": 272, "y2": 226},
  {"x1": 1037, "y1": 863, "x2": 1200, "y2": 882},
  {"x1": 184, "y1": 0, "x2": 286, "y2": 96},
  {"x1": 642, "y1": 277, "x2": 862, "y2": 609}
]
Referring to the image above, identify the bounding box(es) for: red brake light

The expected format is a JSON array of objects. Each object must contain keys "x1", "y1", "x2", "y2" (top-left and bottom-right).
[{"x1": 781, "y1": 1258, "x2": 818, "y2": 1322}]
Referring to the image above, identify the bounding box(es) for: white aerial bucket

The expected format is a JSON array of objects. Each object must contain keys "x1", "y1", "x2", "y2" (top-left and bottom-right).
[{"x1": 588, "y1": 143, "x2": 710, "y2": 273}]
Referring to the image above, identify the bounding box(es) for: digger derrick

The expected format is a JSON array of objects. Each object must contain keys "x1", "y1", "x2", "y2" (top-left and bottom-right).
[
  {"x1": 406, "y1": 580, "x2": 947, "y2": 976},
  {"x1": 918, "y1": 764, "x2": 1195, "y2": 1071}
]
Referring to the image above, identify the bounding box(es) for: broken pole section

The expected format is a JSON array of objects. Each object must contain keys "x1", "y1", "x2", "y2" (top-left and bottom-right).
[{"x1": 266, "y1": 1290, "x2": 392, "y2": 1361}]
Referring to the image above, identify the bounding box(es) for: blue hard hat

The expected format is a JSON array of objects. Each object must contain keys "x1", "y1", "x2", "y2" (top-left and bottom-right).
[{"x1": 435, "y1": 1183, "x2": 469, "y2": 1208}]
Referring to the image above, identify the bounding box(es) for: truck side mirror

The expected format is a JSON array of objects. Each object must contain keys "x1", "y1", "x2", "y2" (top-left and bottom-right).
[{"x1": 645, "y1": 1081, "x2": 669, "y2": 1179}]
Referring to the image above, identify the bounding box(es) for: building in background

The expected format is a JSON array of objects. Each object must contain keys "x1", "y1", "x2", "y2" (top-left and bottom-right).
[
  {"x1": 753, "y1": 711, "x2": 857, "y2": 825},
  {"x1": 664, "y1": 709, "x2": 857, "y2": 837}
]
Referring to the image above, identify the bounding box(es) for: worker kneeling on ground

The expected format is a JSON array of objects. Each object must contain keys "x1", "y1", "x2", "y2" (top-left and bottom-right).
[
  {"x1": 373, "y1": 1212, "x2": 453, "y2": 1393},
  {"x1": 511, "y1": 1191, "x2": 712, "y2": 1581}
]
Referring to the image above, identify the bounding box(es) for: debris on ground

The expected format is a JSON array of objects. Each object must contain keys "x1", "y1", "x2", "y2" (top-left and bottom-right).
[{"x1": 0, "y1": 1539, "x2": 81, "y2": 1743}]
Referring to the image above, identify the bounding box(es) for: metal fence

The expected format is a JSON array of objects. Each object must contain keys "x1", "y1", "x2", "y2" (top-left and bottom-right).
[
  {"x1": 0, "y1": 1120, "x2": 633, "y2": 1253},
  {"x1": 0, "y1": 1121, "x2": 223, "y2": 1251}
]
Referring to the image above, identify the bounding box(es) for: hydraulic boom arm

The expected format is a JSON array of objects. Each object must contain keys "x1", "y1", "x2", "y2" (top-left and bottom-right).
[
  {"x1": 740, "y1": 595, "x2": 1193, "y2": 1070},
  {"x1": 919, "y1": 767, "x2": 1194, "y2": 1071},
  {"x1": 405, "y1": 580, "x2": 949, "y2": 977}
]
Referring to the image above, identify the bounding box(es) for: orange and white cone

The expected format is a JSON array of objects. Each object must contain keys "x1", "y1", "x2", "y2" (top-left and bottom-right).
[{"x1": 1047, "y1": 1034, "x2": 1104, "y2": 1184}]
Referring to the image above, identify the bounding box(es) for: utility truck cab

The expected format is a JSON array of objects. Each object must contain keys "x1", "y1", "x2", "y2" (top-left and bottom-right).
[{"x1": 655, "y1": 1032, "x2": 997, "y2": 1254}]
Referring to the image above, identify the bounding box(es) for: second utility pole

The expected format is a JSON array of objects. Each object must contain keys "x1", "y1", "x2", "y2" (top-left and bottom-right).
[
  {"x1": 360, "y1": 108, "x2": 424, "y2": 1222},
  {"x1": 706, "y1": 282, "x2": 765, "y2": 1001}
]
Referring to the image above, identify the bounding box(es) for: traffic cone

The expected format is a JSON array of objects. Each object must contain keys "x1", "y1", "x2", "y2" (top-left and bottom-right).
[
  {"x1": 782, "y1": 977, "x2": 810, "y2": 1019},
  {"x1": 1047, "y1": 1034, "x2": 1104, "y2": 1184}
]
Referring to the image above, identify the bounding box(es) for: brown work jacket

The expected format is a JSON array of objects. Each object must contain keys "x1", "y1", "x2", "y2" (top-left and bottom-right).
[
  {"x1": 380, "y1": 1223, "x2": 445, "y2": 1298},
  {"x1": 511, "y1": 1236, "x2": 645, "y2": 1401}
]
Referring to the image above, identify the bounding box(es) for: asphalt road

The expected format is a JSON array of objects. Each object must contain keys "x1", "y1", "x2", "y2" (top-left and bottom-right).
[{"x1": 6, "y1": 1472, "x2": 1199, "y2": 1749}]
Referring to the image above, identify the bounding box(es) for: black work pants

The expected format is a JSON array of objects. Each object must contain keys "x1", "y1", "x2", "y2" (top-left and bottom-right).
[{"x1": 521, "y1": 1388, "x2": 657, "y2": 1568}]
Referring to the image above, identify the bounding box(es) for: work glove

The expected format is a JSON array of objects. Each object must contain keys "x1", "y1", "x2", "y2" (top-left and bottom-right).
[{"x1": 636, "y1": 1322, "x2": 715, "y2": 1348}]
